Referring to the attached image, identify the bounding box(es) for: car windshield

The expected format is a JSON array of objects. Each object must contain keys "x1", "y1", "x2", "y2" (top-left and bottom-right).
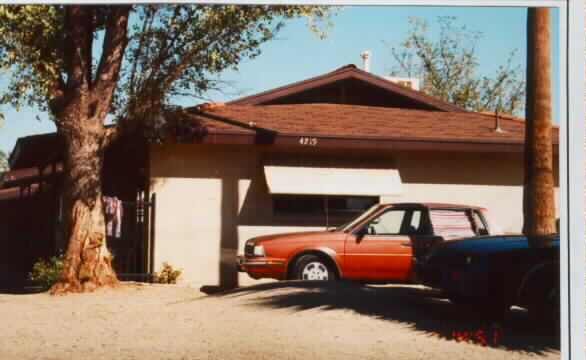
[{"x1": 335, "y1": 204, "x2": 383, "y2": 232}]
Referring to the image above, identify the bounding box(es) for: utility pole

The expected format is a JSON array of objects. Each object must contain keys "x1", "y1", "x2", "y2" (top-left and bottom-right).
[{"x1": 523, "y1": 8, "x2": 557, "y2": 237}]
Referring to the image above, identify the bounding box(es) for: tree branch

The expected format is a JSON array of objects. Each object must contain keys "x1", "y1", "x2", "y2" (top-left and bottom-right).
[
  {"x1": 64, "y1": 6, "x2": 93, "y2": 93},
  {"x1": 159, "y1": 23, "x2": 254, "y2": 95},
  {"x1": 103, "y1": 126, "x2": 119, "y2": 147},
  {"x1": 128, "y1": 7, "x2": 156, "y2": 98},
  {"x1": 93, "y1": 5, "x2": 131, "y2": 114}
]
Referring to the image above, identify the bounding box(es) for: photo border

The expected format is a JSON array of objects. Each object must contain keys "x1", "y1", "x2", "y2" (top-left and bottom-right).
[
  {"x1": 5, "y1": 0, "x2": 585, "y2": 359},
  {"x1": 561, "y1": 1, "x2": 585, "y2": 360}
]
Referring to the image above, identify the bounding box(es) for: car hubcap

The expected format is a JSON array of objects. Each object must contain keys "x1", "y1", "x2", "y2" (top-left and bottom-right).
[{"x1": 301, "y1": 262, "x2": 329, "y2": 280}]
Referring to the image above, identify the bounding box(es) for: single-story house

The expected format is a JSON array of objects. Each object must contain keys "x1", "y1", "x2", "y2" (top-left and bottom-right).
[{"x1": 1, "y1": 64, "x2": 560, "y2": 288}]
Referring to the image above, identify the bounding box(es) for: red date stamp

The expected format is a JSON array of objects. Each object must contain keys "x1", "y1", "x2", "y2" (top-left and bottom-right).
[{"x1": 431, "y1": 328, "x2": 502, "y2": 346}]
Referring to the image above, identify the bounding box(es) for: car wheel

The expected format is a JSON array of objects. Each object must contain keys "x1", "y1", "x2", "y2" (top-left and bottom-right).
[
  {"x1": 528, "y1": 285, "x2": 560, "y2": 328},
  {"x1": 294, "y1": 255, "x2": 336, "y2": 281}
]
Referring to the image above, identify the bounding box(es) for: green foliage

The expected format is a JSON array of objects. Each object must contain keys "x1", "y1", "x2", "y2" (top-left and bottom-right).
[
  {"x1": 29, "y1": 252, "x2": 64, "y2": 288},
  {"x1": 152, "y1": 262, "x2": 182, "y2": 284},
  {"x1": 0, "y1": 150, "x2": 8, "y2": 172},
  {"x1": 387, "y1": 16, "x2": 525, "y2": 116},
  {"x1": 0, "y1": 5, "x2": 335, "y2": 122},
  {"x1": 116, "y1": 5, "x2": 334, "y2": 126},
  {"x1": 0, "y1": 5, "x2": 65, "y2": 113}
]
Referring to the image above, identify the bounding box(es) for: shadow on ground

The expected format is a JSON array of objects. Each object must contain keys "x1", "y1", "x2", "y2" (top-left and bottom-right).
[
  {"x1": 0, "y1": 279, "x2": 47, "y2": 294},
  {"x1": 0, "y1": 286, "x2": 47, "y2": 294},
  {"x1": 200, "y1": 281, "x2": 559, "y2": 354}
]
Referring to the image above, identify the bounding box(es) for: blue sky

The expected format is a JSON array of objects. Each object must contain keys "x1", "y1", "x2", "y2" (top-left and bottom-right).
[{"x1": 0, "y1": 6, "x2": 561, "y2": 155}]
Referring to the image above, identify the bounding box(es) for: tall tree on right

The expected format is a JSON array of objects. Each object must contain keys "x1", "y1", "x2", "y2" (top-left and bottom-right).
[
  {"x1": 523, "y1": 8, "x2": 557, "y2": 237},
  {"x1": 0, "y1": 150, "x2": 8, "y2": 172},
  {"x1": 387, "y1": 16, "x2": 526, "y2": 116}
]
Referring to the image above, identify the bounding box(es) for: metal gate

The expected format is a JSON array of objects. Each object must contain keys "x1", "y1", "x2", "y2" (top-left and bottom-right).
[{"x1": 109, "y1": 192, "x2": 155, "y2": 282}]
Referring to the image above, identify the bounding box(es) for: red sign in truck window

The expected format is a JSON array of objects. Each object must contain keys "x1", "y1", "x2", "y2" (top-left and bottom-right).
[{"x1": 430, "y1": 209, "x2": 476, "y2": 239}]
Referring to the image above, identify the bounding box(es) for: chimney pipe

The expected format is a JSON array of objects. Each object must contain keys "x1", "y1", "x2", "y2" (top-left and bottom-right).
[
  {"x1": 494, "y1": 112, "x2": 504, "y2": 133},
  {"x1": 360, "y1": 51, "x2": 371, "y2": 72}
]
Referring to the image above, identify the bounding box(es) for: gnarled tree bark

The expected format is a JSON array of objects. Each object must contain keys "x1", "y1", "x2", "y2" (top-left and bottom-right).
[{"x1": 50, "y1": 119, "x2": 118, "y2": 294}]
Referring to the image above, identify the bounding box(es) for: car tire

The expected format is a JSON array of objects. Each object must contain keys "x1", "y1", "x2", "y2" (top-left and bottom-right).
[
  {"x1": 294, "y1": 255, "x2": 337, "y2": 281},
  {"x1": 527, "y1": 284, "x2": 560, "y2": 329}
]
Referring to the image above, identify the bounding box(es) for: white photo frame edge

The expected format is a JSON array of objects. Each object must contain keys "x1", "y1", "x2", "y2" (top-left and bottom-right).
[
  {"x1": 1, "y1": 1, "x2": 584, "y2": 359},
  {"x1": 562, "y1": 1, "x2": 585, "y2": 360}
]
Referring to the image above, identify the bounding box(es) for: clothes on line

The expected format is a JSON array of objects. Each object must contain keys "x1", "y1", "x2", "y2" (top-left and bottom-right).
[{"x1": 103, "y1": 196, "x2": 123, "y2": 238}]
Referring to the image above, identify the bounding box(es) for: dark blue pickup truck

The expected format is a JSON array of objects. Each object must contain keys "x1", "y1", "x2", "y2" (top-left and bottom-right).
[{"x1": 416, "y1": 234, "x2": 559, "y2": 323}]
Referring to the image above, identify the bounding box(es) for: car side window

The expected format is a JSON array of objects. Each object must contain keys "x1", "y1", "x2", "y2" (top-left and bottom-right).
[
  {"x1": 472, "y1": 211, "x2": 489, "y2": 235},
  {"x1": 409, "y1": 210, "x2": 422, "y2": 233},
  {"x1": 429, "y1": 209, "x2": 476, "y2": 238},
  {"x1": 364, "y1": 209, "x2": 426, "y2": 236},
  {"x1": 365, "y1": 210, "x2": 405, "y2": 235}
]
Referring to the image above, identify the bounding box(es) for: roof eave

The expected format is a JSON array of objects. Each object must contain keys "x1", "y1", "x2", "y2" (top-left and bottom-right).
[{"x1": 188, "y1": 130, "x2": 558, "y2": 153}]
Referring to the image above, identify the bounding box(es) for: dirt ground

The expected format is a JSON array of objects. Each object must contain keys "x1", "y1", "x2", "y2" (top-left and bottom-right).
[{"x1": 0, "y1": 281, "x2": 559, "y2": 360}]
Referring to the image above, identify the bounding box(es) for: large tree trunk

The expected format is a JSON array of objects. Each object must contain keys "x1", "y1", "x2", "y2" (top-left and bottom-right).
[
  {"x1": 523, "y1": 8, "x2": 557, "y2": 238},
  {"x1": 50, "y1": 116, "x2": 118, "y2": 295},
  {"x1": 46, "y1": 5, "x2": 130, "y2": 294}
]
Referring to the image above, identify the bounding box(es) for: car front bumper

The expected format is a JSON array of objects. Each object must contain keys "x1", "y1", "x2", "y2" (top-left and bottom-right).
[{"x1": 236, "y1": 256, "x2": 287, "y2": 280}]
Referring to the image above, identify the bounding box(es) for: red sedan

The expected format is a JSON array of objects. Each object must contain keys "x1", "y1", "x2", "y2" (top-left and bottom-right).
[{"x1": 237, "y1": 203, "x2": 491, "y2": 283}]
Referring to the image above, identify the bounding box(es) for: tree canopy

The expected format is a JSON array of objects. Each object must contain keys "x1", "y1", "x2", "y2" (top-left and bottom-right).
[
  {"x1": 387, "y1": 16, "x2": 525, "y2": 116},
  {"x1": 0, "y1": 5, "x2": 333, "y2": 125}
]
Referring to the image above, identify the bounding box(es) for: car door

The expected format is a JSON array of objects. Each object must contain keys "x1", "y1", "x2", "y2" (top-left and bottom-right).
[{"x1": 343, "y1": 208, "x2": 415, "y2": 280}]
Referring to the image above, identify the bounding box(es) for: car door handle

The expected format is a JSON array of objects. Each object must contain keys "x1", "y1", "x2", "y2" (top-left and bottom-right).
[{"x1": 400, "y1": 242, "x2": 412, "y2": 247}]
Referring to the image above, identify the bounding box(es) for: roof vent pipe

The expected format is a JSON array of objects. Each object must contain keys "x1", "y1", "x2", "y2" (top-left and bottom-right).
[
  {"x1": 494, "y1": 112, "x2": 504, "y2": 133},
  {"x1": 360, "y1": 51, "x2": 371, "y2": 72}
]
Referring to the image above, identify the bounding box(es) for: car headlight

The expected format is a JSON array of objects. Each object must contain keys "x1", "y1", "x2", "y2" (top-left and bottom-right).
[{"x1": 253, "y1": 245, "x2": 265, "y2": 257}]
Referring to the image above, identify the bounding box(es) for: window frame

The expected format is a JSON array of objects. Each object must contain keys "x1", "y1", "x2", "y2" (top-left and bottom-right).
[{"x1": 271, "y1": 194, "x2": 380, "y2": 218}]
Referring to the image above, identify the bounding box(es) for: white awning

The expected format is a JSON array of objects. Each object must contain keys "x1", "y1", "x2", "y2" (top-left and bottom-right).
[{"x1": 263, "y1": 165, "x2": 402, "y2": 196}]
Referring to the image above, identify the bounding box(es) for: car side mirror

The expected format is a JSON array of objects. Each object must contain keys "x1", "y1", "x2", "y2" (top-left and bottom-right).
[{"x1": 355, "y1": 227, "x2": 368, "y2": 242}]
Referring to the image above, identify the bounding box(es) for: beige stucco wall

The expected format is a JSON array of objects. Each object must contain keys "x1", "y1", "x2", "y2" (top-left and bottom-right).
[
  {"x1": 387, "y1": 152, "x2": 560, "y2": 234},
  {"x1": 149, "y1": 144, "x2": 560, "y2": 287},
  {"x1": 150, "y1": 144, "x2": 322, "y2": 287}
]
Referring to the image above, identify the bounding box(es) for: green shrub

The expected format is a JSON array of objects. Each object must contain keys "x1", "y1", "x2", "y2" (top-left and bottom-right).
[
  {"x1": 152, "y1": 262, "x2": 182, "y2": 284},
  {"x1": 29, "y1": 252, "x2": 64, "y2": 288}
]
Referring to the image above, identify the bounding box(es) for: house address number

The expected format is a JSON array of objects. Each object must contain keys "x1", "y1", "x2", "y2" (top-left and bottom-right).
[{"x1": 299, "y1": 137, "x2": 318, "y2": 146}]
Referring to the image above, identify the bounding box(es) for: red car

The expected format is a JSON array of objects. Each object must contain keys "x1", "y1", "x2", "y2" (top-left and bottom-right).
[{"x1": 237, "y1": 203, "x2": 491, "y2": 283}]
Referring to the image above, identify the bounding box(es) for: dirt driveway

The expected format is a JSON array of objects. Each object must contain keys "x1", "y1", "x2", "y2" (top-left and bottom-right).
[{"x1": 0, "y1": 281, "x2": 559, "y2": 360}]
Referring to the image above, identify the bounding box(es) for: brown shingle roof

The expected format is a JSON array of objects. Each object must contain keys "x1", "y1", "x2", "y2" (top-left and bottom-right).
[
  {"x1": 0, "y1": 164, "x2": 63, "y2": 188},
  {"x1": 10, "y1": 132, "x2": 64, "y2": 170},
  {"x1": 185, "y1": 103, "x2": 559, "y2": 145}
]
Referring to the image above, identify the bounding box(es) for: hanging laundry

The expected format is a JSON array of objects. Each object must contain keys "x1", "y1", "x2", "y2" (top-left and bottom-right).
[{"x1": 104, "y1": 196, "x2": 124, "y2": 238}]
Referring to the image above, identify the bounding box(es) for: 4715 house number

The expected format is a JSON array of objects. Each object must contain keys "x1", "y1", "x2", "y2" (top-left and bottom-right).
[{"x1": 299, "y1": 137, "x2": 318, "y2": 146}]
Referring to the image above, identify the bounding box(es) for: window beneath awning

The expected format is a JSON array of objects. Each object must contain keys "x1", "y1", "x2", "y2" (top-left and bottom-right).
[
  {"x1": 273, "y1": 194, "x2": 378, "y2": 217},
  {"x1": 263, "y1": 165, "x2": 402, "y2": 196}
]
